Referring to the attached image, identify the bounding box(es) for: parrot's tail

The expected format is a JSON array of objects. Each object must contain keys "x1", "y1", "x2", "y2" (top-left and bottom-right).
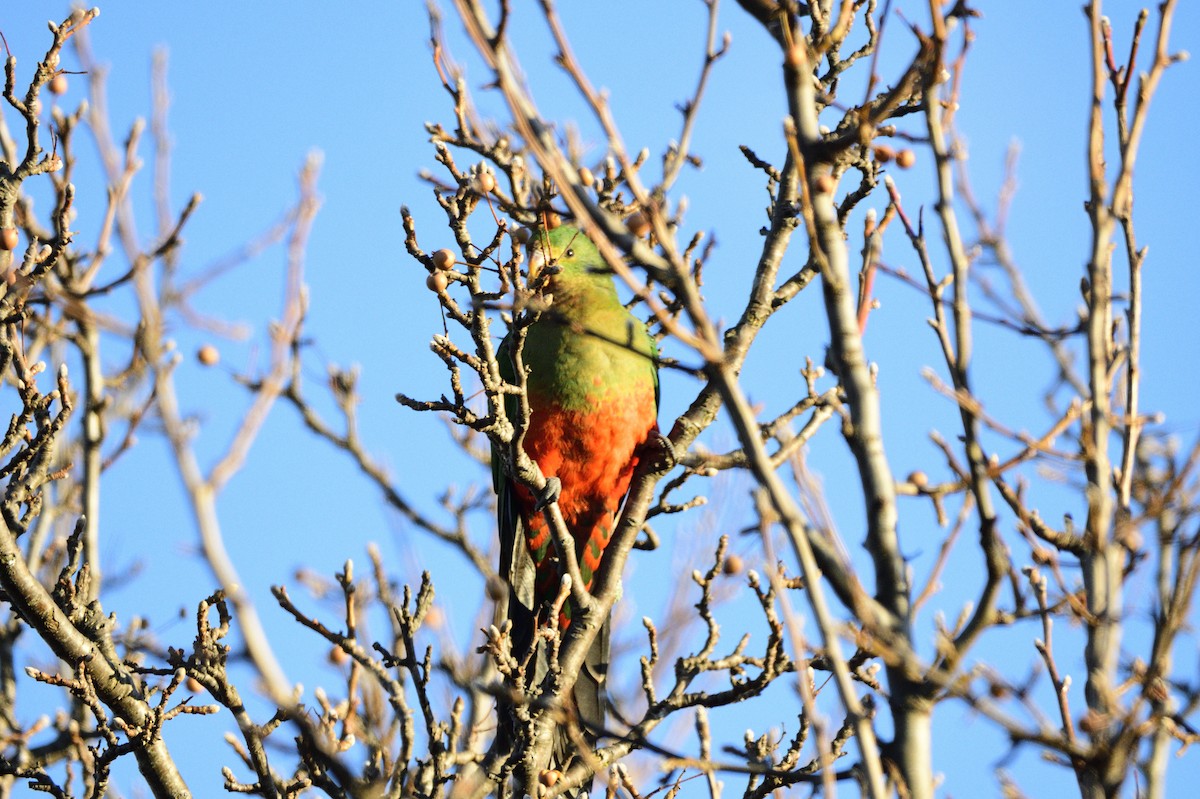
[
  {"x1": 551, "y1": 615, "x2": 609, "y2": 797},
  {"x1": 494, "y1": 613, "x2": 610, "y2": 798},
  {"x1": 497, "y1": 507, "x2": 611, "y2": 796}
]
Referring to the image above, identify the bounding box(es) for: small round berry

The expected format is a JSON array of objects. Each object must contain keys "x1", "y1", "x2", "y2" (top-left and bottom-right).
[
  {"x1": 907, "y1": 470, "x2": 928, "y2": 490},
  {"x1": 543, "y1": 212, "x2": 562, "y2": 229},
  {"x1": 895, "y1": 149, "x2": 916, "y2": 169},
  {"x1": 472, "y1": 169, "x2": 496, "y2": 194},
  {"x1": 49, "y1": 74, "x2": 68, "y2": 95},
  {"x1": 0, "y1": 228, "x2": 17, "y2": 251},
  {"x1": 426, "y1": 272, "x2": 449, "y2": 293},
  {"x1": 328, "y1": 645, "x2": 350, "y2": 666},
  {"x1": 626, "y1": 211, "x2": 650, "y2": 237},
  {"x1": 197, "y1": 344, "x2": 220, "y2": 367},
  {"x1": 577, "y1": 166, "x2": 594, "y2": 187},
  {"x1": 432, "y1": 249, "x2": 455, "y2": 271},
  {"x1": 873, "y1": 144, "x2": 895, "y2": 164},
  {"x1": 722, "y1": 554, "x2": 744, "y2": 576}
]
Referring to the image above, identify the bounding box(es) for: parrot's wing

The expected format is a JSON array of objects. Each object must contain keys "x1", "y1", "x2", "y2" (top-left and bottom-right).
[
  {"x1": 498, "y1": 478, "x2": 538, "y2": 660},
  {"x1": 494, "y1": 332, "x2": 538, "y2": 658},
  {"x1": 650, "y1": 323, "x2": 660, "y2": 416}
]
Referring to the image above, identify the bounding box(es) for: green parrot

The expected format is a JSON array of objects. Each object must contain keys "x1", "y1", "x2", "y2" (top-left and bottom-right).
[{"x1": 492, "y1": 224, "x2": 660, "y2": 786}]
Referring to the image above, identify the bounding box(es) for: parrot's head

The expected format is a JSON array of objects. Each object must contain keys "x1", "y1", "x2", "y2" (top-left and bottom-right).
[{"x1": 527, "y1": 225, "x2": 611, "y2": 287}]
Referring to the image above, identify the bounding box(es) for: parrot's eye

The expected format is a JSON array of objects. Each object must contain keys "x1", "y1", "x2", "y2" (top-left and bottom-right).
[{"x1": 564, "y1": 248, "x2": 574, "y2": 258}]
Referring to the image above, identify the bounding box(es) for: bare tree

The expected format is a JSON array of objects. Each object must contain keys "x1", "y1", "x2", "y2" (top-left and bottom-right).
[{"x1": 0, "y1": 3, "x2": 1194, "y2": 799}]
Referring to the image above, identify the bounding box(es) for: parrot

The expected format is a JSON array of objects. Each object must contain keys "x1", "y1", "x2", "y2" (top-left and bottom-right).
[{"x1": 492, "y1": 224, "x2": 661, "y2": 787}]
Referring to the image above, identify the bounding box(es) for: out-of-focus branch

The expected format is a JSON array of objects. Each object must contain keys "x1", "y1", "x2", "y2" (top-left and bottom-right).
[
  {"x1": 208, "y1": 154, "x2": 319, "y2": 492},
  {"x1": 1080, "y1": 4, "x2": 1124, "y2": 796},
  {"x1": 956, "y1": 145, "x2": 1088, "y2": 399},
  {"x1": 918, "y1": 7, "x2": 1006, "y2": 667},
  {"x1": 138, "y1": 157, "x2": 324, "y2": 706},
  {"x1": 660, "y1": 0, "x2": 729, "y2": 191}
]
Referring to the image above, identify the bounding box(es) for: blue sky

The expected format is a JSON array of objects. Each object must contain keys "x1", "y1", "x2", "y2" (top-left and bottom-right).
[{"x1": 3, "y1": 2, "x2": 1199, "y2": 796}]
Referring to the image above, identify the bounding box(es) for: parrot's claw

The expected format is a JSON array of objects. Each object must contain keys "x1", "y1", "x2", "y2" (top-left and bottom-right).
[
  {"x1": 644, "y1": 432, "x2": 678, "y2": 474},
  {"x1": 534, "y1": 477, "x2": 562, "y2": 511}
]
